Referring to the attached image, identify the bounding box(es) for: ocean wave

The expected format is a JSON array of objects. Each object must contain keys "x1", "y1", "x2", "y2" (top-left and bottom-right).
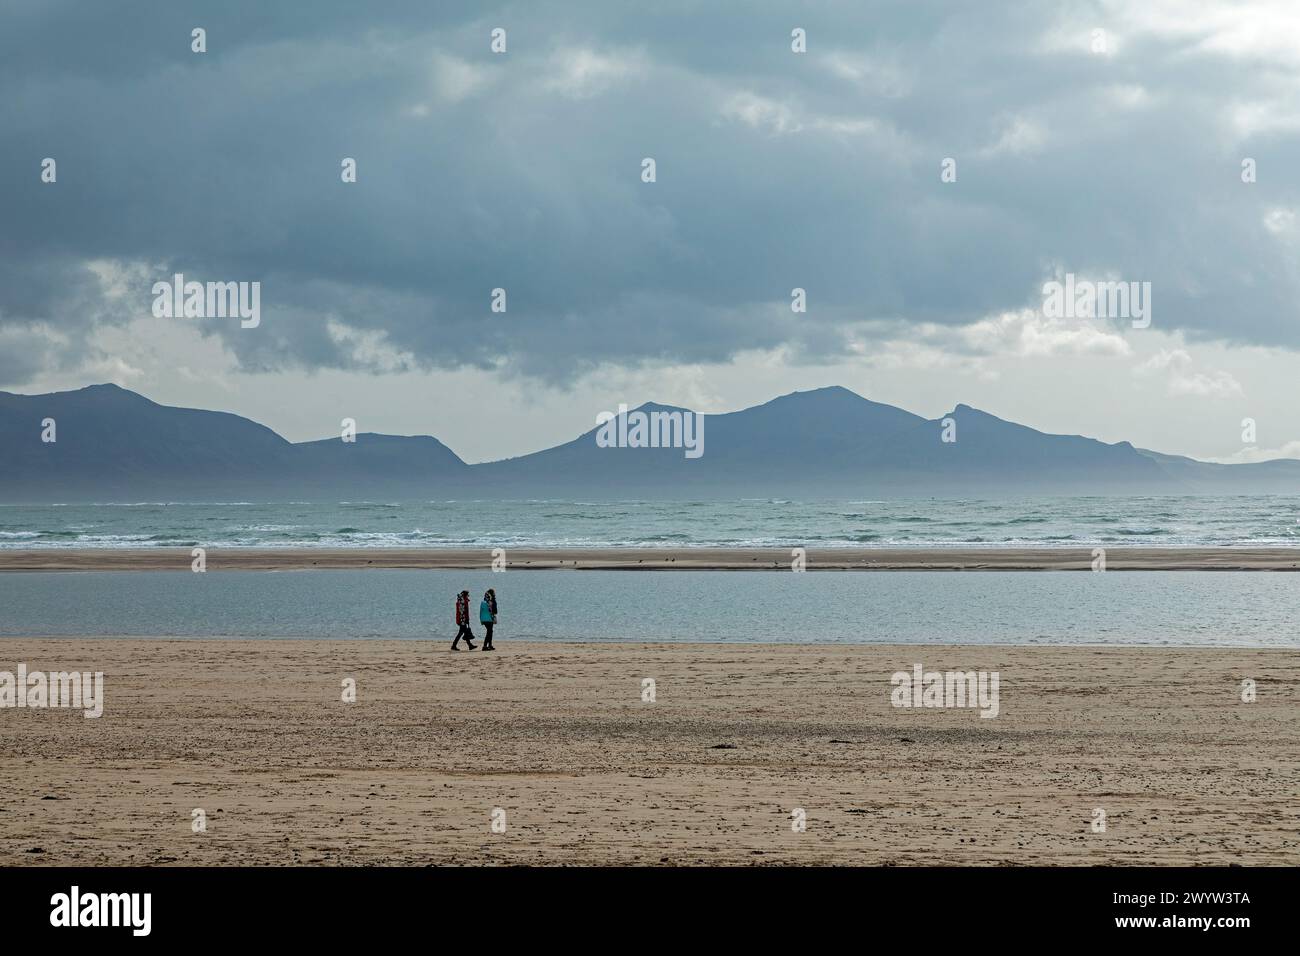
[
  {"x1": 3, "y1": 498, "x2": 1300, "y2": 550},
  {"x1": 83, "y1": 501, "x2": 256, "y2": 507}
]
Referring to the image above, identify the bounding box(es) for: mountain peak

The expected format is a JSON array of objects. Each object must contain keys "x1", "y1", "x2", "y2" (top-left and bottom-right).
[
  {"x1": 77, "y1": 382, "x2": 135, "y2": 395},
  {"x1": 749, "y1": 385, "x2": 876, "y2": 412},
  {"x1": 632, "y1": 400, "x2": 694, "y2": 415},
  {"x1": 78, "y1": 382, "x2": 142, "y2": 398},
  {"x1": 782, "y1": 385, "x2": 863, "y2": 401},
  {"x1": 75, "y1": 382, "x2": 157, "y2": 407},
  {"x1": 947, "y1": 403, "x2": 1005, "y2": 421}
]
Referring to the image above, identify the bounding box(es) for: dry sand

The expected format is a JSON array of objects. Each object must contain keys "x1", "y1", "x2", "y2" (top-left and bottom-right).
[
  {"x1": 0, "y1": 639, "x2": 1295, "y2": 866},
  {"x1": 4, "y1": 546, "x2": 1300, "y2": 571}
]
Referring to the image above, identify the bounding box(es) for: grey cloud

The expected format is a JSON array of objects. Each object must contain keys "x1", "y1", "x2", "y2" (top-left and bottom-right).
[{"x1": 2, "y1": 0, "x2": 1299, "y2": 387}]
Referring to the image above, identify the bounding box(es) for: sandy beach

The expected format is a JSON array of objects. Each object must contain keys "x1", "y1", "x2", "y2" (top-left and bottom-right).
[
  {"x1": 0, "y1": 638, "x2": 1295, "y2": 866},
  {"x1": 3, "y1": 546, "x2": 1300, "y2": 571}
]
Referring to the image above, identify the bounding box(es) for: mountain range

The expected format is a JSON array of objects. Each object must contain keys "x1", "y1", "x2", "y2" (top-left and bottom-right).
[{"x1": 1, "y1": 383, "x2": 1296, "y2": 501}]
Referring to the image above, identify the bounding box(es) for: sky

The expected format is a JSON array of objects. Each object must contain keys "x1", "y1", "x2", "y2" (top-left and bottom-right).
[{"x1": 4, "y1": 0, "x2": 1300, "y2": 464}]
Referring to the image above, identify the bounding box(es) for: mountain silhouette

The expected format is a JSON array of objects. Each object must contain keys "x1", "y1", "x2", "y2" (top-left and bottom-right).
[{"x1": 1, "y1": 383, "x2": 1296, "y2": 501}]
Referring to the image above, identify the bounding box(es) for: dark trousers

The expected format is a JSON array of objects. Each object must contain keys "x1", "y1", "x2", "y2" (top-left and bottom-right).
[
  {"x1": 452, "y1": 623, "x2": 475, "y2": 647},
  {"x1": 482, "y1": 623, "x2": 494, "y2": 648}
]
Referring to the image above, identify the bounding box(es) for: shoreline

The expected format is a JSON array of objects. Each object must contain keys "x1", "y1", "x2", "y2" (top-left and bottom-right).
[
  {"x1": 2, "y1": 635, "x2": 1288, "y2": 649},
  {"x1": 3, "y1": 545, "x2": 1300, "y2": 571},
  {"x1": 2, "y1": 639, "x2": 1294, "y2": 866}
]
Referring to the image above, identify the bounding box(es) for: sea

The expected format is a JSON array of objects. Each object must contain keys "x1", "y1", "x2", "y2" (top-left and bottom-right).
[
  {"x1": 3, "y1": 495, "x2": 1300, "y2": 550},
  {"x1": 0, "y1": 497, "x2": 1297, "y2": 646},
  {"x1": 0, "y1": 569, "x2": 1296, "y2": 646}
]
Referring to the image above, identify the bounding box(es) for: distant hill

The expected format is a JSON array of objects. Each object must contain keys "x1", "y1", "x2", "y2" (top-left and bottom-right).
[
  {"x1": 0, "y1": 384, "x2": 467, "y2": 501},
  {"x1": 1, "y1": 383, "x2": 1297, "y2": 501}
]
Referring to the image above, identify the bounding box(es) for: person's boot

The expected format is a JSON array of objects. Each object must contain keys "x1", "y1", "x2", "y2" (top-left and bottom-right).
[{"x1": 466, "y1": 639, "x2": 477, "y2": 650}]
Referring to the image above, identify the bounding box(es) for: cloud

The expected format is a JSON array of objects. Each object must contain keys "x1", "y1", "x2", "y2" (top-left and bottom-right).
[
  {"x1": 2, "y1": 0, "x2": 1300, "y2": 389},
  {"x1": 821, "y1": 51, "x2": 911, "y2": 97},
  {"x1": 718, "y1": 91, "x2": 882, "y2": 139},
  {"x1": 1135, "y1": 348, "x2": 1244, "y2": 397},
  {"x1": 544, "y1": 47, "x2": 647, "y2": 98},
  {"x1": 833, "y1": 309, "x2": 1131, "y2": 378},
  {"x1": 956, "y1": 310, "x2": 1131, "y2": 357},
  {"x1": 976, "y1": 116, "x2": 1047, "y2": 158},
  {"x1": 720, "y1": 91, "x2": 803, "y2": 135},
  {"x1": 1109, "y1": 0, "x2": 1300, "y2": 65},
  {"x1": 427, "y1": 53, "x2": 495, "y2": 105},
  {"x1": 1209, "y1": 440, "x2": 1300, "y2": 463},
  {"x1": 1263, "y1": 207, "x2": 1298, "y2": 236}
]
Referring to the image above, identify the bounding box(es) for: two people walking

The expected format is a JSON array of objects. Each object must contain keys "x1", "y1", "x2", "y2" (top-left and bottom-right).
[{"x1": 452, "y1": 588, "x2": 498, "y2": 651}]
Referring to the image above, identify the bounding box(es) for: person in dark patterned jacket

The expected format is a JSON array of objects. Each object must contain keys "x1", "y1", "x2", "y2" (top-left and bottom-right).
[{"x1": 452, "y1": 589, "x2": 476, "y2": 650}]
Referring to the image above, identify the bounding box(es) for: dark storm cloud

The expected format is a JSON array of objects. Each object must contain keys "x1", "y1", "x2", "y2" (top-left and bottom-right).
[{"x1": 3, "y1": 0, "x2": 1299, "y2": 386}]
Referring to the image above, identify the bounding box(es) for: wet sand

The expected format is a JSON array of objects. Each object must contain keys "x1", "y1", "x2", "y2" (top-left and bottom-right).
[
  {"x1": 3, "y1": 546, "x2": 1300, "y2": 571},
  {"x1": 0, "y1": 639, "x2": 1295, "y2": 866}
]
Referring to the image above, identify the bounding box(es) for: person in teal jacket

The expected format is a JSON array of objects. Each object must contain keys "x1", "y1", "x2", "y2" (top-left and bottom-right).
[{"x1": 479, "y1": 589, "x2": 498, "y2": 651}]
